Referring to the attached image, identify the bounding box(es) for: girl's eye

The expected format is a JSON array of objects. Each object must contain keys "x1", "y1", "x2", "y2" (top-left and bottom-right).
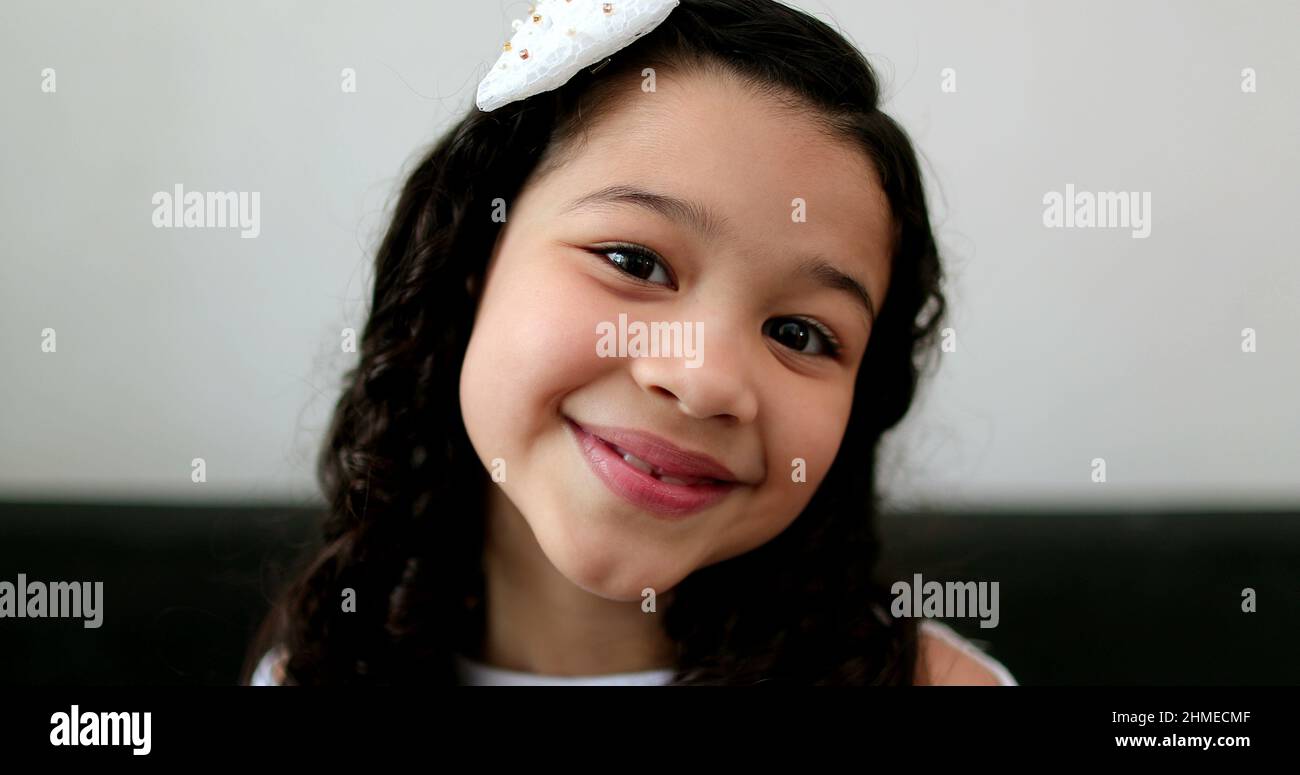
[
  {"x1": 593, "y1": 243, "x2": 675, "y2": 288},
  {"x1": 764, "y1": 317, "x2": 842, "y2": 359}
]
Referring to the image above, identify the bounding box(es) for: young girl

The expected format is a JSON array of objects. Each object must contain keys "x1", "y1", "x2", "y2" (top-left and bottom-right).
[{"x1": 244, "y1": 0, "x2": 1015, "y2": 686}]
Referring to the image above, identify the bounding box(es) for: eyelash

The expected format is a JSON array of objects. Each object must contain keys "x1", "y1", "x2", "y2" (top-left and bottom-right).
[
  {"x1": 767, "y1": 316, "x2": 843, "y2": 360},
  {"x1": 591, "y1": 242, "x2": 677, "y2": 288},
  {"x1": 589, "y1": 242, "x2": 843, "y2": 360}
]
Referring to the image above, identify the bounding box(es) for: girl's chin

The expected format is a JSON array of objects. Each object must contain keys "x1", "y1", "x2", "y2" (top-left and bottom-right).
[{"x1": 530, "y1": 520, "x2": 689, "y2": 601}]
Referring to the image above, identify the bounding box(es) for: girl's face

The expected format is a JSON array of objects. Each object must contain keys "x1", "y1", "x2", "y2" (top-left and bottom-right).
[{"x1": 460, "y1": 68, "x2": 894, "y2": 602}]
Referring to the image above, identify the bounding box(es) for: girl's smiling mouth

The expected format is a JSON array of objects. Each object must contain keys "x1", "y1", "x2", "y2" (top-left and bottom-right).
[{"x1": 564, "y1": 417, "x2": 742, "y2": 519}]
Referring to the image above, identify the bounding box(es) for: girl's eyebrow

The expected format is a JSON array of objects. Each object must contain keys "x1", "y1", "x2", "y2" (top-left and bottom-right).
[
  {"x1": 796, "y1": 257, "x2": 877, "y2": 327},
  {"x1": 563, "y1": 184, "x2": 728, "y2": 240},
  {"x1": 563, "y1": 184, "x2": 876, "y2": 327}
]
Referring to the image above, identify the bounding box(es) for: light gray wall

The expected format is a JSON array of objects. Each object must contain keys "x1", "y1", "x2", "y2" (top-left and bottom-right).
[{"x1": 2, "y1": 1, "x2": 1296, "y2": 507}]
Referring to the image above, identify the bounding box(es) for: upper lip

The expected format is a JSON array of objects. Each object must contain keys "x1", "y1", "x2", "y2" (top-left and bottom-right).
[{"x1": 569, "y1": 418, "x2": 742, "y2": 483}]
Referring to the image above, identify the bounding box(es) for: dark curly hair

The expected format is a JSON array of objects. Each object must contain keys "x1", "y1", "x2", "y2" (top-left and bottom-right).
[{"x1": 244, "y1": 0, "x2": 946, "y2": 685}]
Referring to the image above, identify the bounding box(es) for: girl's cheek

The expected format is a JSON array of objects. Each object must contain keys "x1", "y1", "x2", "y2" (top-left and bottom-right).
[
  {"x1": 467, "y1": 245, "x2": 611, "y2": 412},
  {"x1": 768, "y1": 385, "x2": 852, "y2": 493},
  {"x1": 522, "y1": 263, "x2": 612, "y2": 380}
]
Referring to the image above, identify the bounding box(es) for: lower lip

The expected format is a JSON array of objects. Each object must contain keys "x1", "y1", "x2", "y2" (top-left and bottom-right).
[{"x1": 566, "y1": 419, "x2": 737, "y2": 519}]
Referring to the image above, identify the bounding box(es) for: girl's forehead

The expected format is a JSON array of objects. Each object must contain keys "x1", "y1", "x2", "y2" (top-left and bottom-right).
[{"x1": 555, "y1": 70, "x2": 884, "y2": 214}]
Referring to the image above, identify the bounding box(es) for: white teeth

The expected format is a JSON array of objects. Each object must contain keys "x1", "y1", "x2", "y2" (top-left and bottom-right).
[
  {"x1": 605, "y1": 442, "x2": 717, "y2": 483},
  {"x1": 620, "y1": 450, "x2": 656, "y2": 475},
  {"x1": 609, "y1": 442, "x2": 713, "y2": 486}
]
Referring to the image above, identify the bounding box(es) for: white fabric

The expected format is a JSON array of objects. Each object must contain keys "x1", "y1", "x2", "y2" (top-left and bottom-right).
[
  {"x1": 476, "y1": 0, "x2": 680, "y2": 112},
  {"x1": 248, "y1": 646, "x2": 285, "y2": 686},
  {"x1": 455, "y1": 654, "x2": 675, "y2": 686}
]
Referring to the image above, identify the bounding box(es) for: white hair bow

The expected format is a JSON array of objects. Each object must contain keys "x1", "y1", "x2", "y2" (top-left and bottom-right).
[{"x1": 476, "y1": 0, "x2": 681, "y2": 112}]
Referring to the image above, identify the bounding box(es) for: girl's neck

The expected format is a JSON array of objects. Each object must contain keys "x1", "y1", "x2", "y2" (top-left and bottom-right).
[{"x1": 477, "y1": 485, "x2": 677, "y2": 676}]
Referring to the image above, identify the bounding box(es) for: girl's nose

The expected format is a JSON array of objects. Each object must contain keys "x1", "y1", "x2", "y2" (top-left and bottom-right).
[{"x1": 626, "y1": 317, "x2": 759, "y2": 424}]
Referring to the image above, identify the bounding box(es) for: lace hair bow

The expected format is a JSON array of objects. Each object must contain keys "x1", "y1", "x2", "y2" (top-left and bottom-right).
[{"x1": 476, "y1": 0, "x2": 680, "y2": 112}]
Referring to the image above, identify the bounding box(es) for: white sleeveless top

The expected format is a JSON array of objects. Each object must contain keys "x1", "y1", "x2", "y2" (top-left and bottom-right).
[{"x1": 249, "y1": 621, "x2": 1016, "y2": 686}]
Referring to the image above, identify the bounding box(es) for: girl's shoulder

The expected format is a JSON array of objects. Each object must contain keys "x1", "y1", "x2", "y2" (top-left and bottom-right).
[
  {"x1": 247, "y1": 646, "x2": 289, "y2": 686},
  {"x1": 915, "y1": 620, "x2": 1018, "y2": 686}
]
